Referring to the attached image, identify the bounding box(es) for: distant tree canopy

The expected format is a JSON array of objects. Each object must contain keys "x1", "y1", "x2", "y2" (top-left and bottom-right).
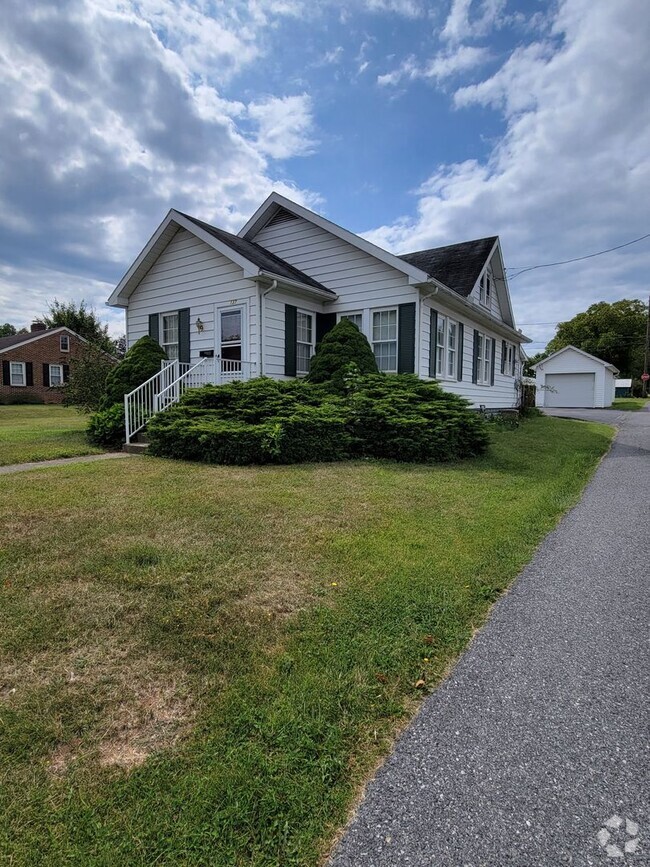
[
  {"x1": 43, "y1": 299, "x2": 116, "y2": 355},
  {"x1": 533, "y1": 299, "x2": 648, "y2": 378},
  {"x1": 0, "y1": 323, "x2": 27, "y2": 337}
]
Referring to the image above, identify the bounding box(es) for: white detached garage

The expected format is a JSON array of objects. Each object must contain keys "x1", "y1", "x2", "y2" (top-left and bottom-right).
[{"x1": 533, "y1": 346, "x2": 619, "y2": 409}]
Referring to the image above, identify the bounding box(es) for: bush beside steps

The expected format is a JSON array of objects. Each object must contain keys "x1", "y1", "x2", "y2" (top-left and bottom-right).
[{"x1": 146, "y1": 375, "x2": 489, "y2": 465}]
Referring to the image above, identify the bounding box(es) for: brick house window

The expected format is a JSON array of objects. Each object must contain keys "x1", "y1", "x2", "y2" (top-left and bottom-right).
[
  {"x1": 49, "y1": 364, "x2": 64, "y2": 387},
  {"x1": 60, "y1": 334, "x2": 70, "y2": 352},
  {"x1": 10, "y1": 362, "x2": 26, "y2": 386}
]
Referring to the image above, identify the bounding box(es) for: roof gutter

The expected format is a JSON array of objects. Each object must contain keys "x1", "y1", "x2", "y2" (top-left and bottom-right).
[
  {"x1": 418, "y1": 278, "x2": 532, "y2": 344},
  {"x1": 256, "y1": 270, "x2": 338, "y2": 301}
]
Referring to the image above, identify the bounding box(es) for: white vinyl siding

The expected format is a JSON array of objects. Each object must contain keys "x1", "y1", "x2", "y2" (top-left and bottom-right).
[
  {"x1": 296, "y1": 311, "x2": 314, "y2": 375},
  {"x1": 372, "y1": 309, "x2": 398, "y2": 373},
  {"x1": 126, "y1": 229, "x2": 259, "y2": 369},
  {"x1": 10, "y1": 362, "x2": 25, "y2": 386},
  {"x1": 49, "y1": 364, "x2": 63, "y2": 386}
]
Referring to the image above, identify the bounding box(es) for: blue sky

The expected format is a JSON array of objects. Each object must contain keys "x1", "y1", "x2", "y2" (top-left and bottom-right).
[{"x1": 0, "y1": 0, "x2": 648, "y2": 352}]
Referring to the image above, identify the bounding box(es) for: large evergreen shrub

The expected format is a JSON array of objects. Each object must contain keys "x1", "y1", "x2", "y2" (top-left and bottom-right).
[
  {"x1": 146, "y1": 374, "x2": 489, "y2": 465},
  {"x1": 307, "y1": 319, "x2": 378, "y2": 392},
  {"x1": 99, "y1": 336, "x2": 167, "y2": 410}
]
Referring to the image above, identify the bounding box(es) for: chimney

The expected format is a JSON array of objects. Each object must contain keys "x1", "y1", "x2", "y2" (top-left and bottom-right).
[{"x1": 31, "y1": 321, "x2": 47, "y2": 332}]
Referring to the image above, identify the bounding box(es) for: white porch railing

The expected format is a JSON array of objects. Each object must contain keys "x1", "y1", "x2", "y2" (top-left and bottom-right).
[{"x1": 124, "y1": 357, "x2": 257, "y2": 443}]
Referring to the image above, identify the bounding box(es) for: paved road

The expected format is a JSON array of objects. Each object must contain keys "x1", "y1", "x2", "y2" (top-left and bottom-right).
[{"x1": 330, "y1": 411, "x2": 650, "y2": 867}]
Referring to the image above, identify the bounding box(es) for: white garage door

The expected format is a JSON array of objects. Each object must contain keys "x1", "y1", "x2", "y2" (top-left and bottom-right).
[{"x1": 545, "y1": 373, "x2": 596, "y2": 407}]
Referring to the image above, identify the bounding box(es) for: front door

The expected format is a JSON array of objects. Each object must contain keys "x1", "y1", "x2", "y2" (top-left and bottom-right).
[{"x1": 217, "y1": 306, "x2": 246, "y2": 380}]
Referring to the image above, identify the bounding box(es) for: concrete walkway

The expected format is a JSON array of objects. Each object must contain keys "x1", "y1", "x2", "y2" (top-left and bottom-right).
[
  {"x1": 0, "y1": 451, "x2": 131, "y2": 475},
  {"x1": 330, "y1": 411, "x2": 650, "y2": 866}
]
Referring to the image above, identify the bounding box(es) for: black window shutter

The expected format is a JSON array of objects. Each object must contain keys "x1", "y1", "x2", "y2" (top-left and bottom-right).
[
  {"x1": 63, "y1": 364, "x2": 70, "y2": 383},
  {"x1": 148, "y1": 313, "x2": 159, "y2": 344},
  {"x1": 43, "y1": 363, "x2": 50, "y2": 386},
  {"x1": 472, "y1": 330, "x2": 479, "y2": 384},
  {"x1": 316, "y1": 312, "x2": 336, "y2": 347},
  {"x1": 501, "y1": 340, "x2": 506, "y2": 375},
  {"x1": 490, "y1": 339, "x2": 496, "y2": 385},
  {"x1": 429, "y1": 309, "x2": 438, "y2": 378},
  {"x1": 284, "y1": 304, "x2": 297, "y2": 377},
  {"x1": 457, "y1": 323, "x2": 464, "y2": 381},
  {"x1": 2, "y1": 360, "x2": 9, "y2": 385},
  {"x1": 26, "y1": 362, "x2": 33, "y2": 387},
  {"x1": 397, "y1": 302, "x2": 416, "y2": 374},
  {"x1": 178, "y1": 308, "x2": 190, "y2": 363}
]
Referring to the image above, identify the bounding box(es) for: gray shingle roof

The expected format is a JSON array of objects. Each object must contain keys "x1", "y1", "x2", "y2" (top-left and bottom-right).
[
  {"x1": 399, "y1": 236, "x2": 498, "y2": 298},
  {"x1": 178, "y1": 213, "x2": 334, "y2": 295}
]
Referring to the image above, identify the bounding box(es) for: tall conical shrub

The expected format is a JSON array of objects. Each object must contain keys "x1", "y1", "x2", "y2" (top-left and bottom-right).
[
  {"x1": 99, "y1": 336, "x2": 167, "y2": 409},
  {"x1": 307, "y1": 319, "x2": 378, "y2": 392}
]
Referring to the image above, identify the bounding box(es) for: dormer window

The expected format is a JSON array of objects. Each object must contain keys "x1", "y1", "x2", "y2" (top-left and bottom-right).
[{"x1": 479, "y1": 271, "x2": 492, "y2": 308}]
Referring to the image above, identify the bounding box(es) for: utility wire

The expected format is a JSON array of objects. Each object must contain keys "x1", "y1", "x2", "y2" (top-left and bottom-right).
[{"x1": 506, "y1": 232, "x2": 650, "y2": 279}]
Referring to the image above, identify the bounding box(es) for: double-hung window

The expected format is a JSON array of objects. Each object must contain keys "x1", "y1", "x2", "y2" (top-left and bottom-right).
[
  {"x1": 296, "y1": 311, "x2": 314, "y2": 375},
  {"x1": 10, "y1": 362, "x2": 25, "y2": 386},
  {"x1": 372, "y1": 309, "x2": 398, "y2": 372},
  {"x1": 160, "y1": 312, "x2": 179, "y2": 360},
  {"x1": 339, "y1": 312, "x2": 363, "y2": 330},
  {"x1": 503, "y1": 342, "x2": 515, "y2": 376},
  {"x1": 476, "y1": 333, "x2": 493, "y2": 385},
  {"x1": 49, "y1": 364, "x2": 64, "y2": 386},
  {"x1": 434, "y1": 315, "x2": 460, "y2": 380},
  {"x1": 60, "y1": 334, "x2": 70, "y2": 352},
  {"x1": 479, "y1": 271, "x2": 492, "y2": 307}
]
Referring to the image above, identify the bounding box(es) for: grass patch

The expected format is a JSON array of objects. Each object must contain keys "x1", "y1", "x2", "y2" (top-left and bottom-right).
[
  {"x1": 0, "y1": 405, "x2": 104, "y2": 466},
  {"x1": 0, "y1": 416, "x2": 612, "y2": 865},
  {"x1": 610, "y1": 397, "x2": 650, "y2": 411}
]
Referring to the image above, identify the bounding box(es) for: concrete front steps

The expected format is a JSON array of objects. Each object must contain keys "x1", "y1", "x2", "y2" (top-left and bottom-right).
[{"x1": 123, "y1": 432, "x2": 150, "y2": 455}]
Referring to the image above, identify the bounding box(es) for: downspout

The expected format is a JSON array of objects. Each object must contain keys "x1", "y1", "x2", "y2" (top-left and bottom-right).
[
  {"x1": 259, "y1": 278, "x2": 277, "y2": 376},
  {"x1": 418, "y1": 283, "x2": 439, "y2": 378}
]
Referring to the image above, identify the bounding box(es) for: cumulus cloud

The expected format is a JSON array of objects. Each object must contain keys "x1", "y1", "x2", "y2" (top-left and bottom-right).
[
  {"x1": 365, "y1": 0, "x2": 650, "y2": 350},
  {"x1": 249, "y1": 95, "x2": 317, "y2": 159},
  {"x1": 379, "y1": 44, "x2": 490, "y2": 85},
  {"x1": 441, "y1": 0, "x2": 507, "y2": 43}
]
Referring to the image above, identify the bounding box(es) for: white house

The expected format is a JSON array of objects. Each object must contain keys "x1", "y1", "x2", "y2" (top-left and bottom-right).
[
  {"x1": 107, "y1": 193, "x2": 531, "y2": 441},
  {"x1": 532, "y1": 345, "x2": 619, "y2": 408}
]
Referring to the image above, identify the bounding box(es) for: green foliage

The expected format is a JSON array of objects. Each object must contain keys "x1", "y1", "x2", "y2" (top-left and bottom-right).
[
  {"x1": 0, "y1": 392, "x2": 44, "y2": 406},
  {"x1": 99, "y1": 336, "x2": 167, "y2": 410},
  {"x1": 543, "y1": 299, "x2": 648, "y2": 378},
  {"x1": 43, "y1": 299, "x2": 115, "y2": 355},
  {"x1": 308, "y1": 318, "x2": 378, "y2": 392},
  {"x1": 87, "y1": 403, "x2": 125, "y2": 449},
  {"x1": 0, "y1": 323, "x2": 17, "y2": 337},
  {"x1": 64, "y1": 343, "x2": 116, "y2": 413},
  {"x1": 147, "y1": 374, "x2": 489, "y2": 465}
]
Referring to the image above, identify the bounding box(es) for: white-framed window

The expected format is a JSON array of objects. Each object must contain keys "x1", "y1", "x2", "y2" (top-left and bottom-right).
[
  {"x1": 296, "y1": 311, "x2": 314, "y2": 375},
  {"x1": 338, "y1": 312, "x2": 363, "y2": 330},
  {"x1": 60, "y1": 334, "x2": 70, "y2": 352},
  {"x1": 503, "y1": 342, "x2": 515, "y2": 377},
  {"x1": 434, "y1": 314, "x2": 460, "y2": 380},
  {"x1": 10, "y1": 362, "x2": 26, "y2": 386},
  {"x1": 372, "y1": 308, "x2": 398, "y2": 373},
  {"x1": 160, "y1": 312, "x2": 179, "y2": 360},
  {"x1": 479, "y1": 271, "x2": 492, "y2": 307},
  {"x1": 49, "y1": 363, "x2": 64, "y2": 387},
  {"x1": 476, "y1": 333, "x2": 493, "y2": 385}
]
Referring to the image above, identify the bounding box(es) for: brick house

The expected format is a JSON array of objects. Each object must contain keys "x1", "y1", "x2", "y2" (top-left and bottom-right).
[{"x1": 0, "y1": 323, "x2": 88, "y2": 404}]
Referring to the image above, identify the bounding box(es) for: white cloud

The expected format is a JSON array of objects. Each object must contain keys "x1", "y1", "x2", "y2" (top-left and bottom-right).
[
  {"x1": 379, "y1": 44, "x2": 490, "y2": 85},
  {"x1": 366, "y1": 0, "x2": 650, "y2": 348},
  {"x1": 249, "y1": 94, "x2": 316, "y2": 160},
  {"x1": 441, "y1": 0, "x2": 507, "y2": 43}
]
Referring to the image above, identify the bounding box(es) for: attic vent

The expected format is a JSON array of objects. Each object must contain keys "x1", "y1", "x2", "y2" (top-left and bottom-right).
[{"x1": 266, "y1": 207, "x2": 298, "y2": 228}]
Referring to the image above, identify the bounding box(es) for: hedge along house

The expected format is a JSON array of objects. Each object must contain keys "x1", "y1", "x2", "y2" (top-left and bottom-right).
[{"x1": 107, "y1": 192, "x2": 531, "y2": 442}]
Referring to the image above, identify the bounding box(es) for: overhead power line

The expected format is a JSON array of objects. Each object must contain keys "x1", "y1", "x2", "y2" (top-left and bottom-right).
[{"x1": 506, "y1": 232, "x2": 650, "y2": 279}]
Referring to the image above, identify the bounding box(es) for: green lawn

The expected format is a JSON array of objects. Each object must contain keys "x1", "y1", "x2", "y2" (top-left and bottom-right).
[
  {"x1": 0, "y1": 405, "x2": 104, "y2": 466},
  {"x1": 610, "y1": 397, "x2": 650, "y2": 411},
  {"x1": 0, "y1": 416, "x2": 612, "y2": 866}
]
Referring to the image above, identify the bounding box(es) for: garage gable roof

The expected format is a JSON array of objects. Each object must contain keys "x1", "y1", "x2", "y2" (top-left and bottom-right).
[{"x1": 532, "y1": 345, "x2": 619, "y2": 374}]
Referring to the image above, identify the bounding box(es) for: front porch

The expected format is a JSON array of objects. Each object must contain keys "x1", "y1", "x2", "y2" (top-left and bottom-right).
[{"x1": 124, "y1": 357, "x2": 257, "y2": 444}]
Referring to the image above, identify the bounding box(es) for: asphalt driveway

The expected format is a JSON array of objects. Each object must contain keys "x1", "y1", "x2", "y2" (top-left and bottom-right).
[{"x1": 330, "y1": 411, "x2": 649, "y2": 867}]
